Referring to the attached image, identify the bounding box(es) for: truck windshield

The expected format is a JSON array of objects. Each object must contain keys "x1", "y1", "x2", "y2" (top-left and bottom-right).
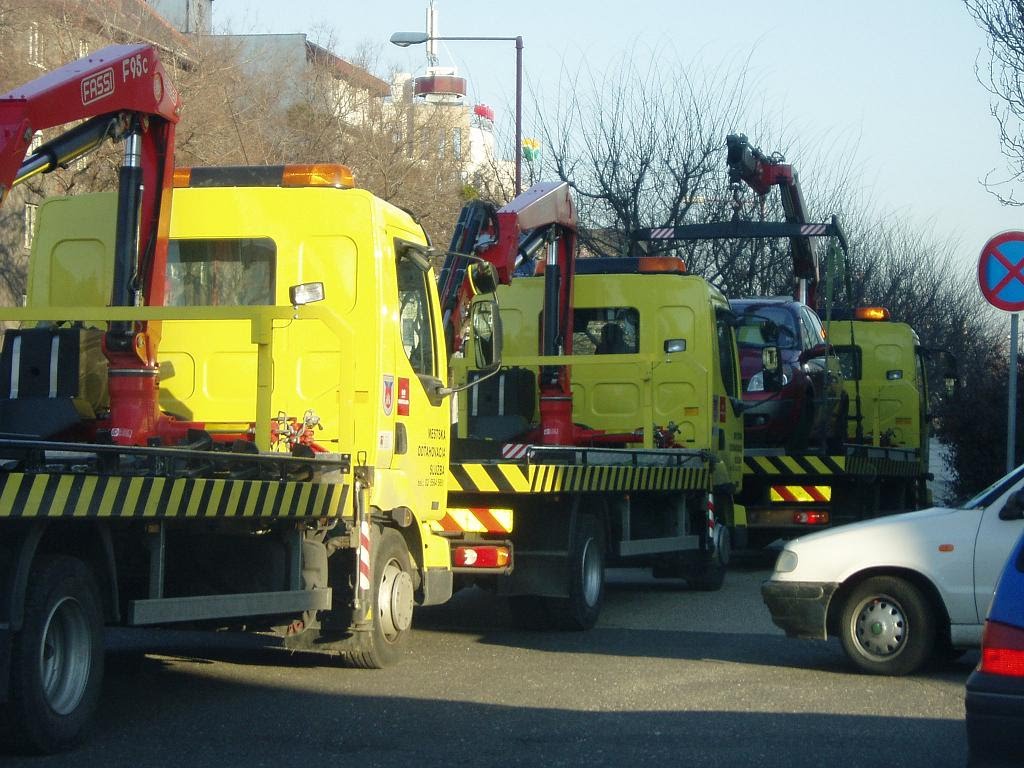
[{"x1": 165, "y1": 238, "x2": 276, "y2": 306}]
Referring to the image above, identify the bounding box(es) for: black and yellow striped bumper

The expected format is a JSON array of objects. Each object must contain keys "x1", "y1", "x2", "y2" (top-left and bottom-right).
[
  {"x1": 449, "y1": 459, "x2": 712, "y2": 495},
  {"x1": 744, "y1": 448, "x2": 922, "y2": 479},
  {"x1": 0, "y1": 472, "x2": 351, "y2": 519}
]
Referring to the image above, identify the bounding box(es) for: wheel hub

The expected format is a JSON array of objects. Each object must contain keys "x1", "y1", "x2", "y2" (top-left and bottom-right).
[
  {"x1": 39, "y1": 596, "x2": 92, "y2": 715},
  {"x1": 580, "y1": 539, "x2": 602, "y2": 608},
  {"x1": 854, "y1": 596, "x2": 906, "y2": 658},
  {"x1": 378, "y1": 560, "x2": 414, "y2": 640}
]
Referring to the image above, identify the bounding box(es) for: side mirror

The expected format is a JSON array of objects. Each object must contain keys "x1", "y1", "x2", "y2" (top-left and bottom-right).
[
  {"x1": 471, "y1": 299, "x2": 503, "y2": 371},
  {"x1": 398, "y1": 241, "x2": 436, "y2": 272},
  {"x1": 761, "y1": 345, "x2": 784, "y2": 391},
  {"x1": 799, "y1": 343, "x2": 829, "y2": 364},
  {"x1": 1000, "y1": 488, "x2": 1024, "y2": 521},
  {"x1": 289, "y1": 282, "x2": 324, "y2": 307},
  {"x1": 469, "y1": 261, "x2": 499, "y2": 295}
]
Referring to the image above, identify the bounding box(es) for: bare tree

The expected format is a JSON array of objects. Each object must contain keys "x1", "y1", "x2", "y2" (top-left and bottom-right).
[
  {"x1": 965, "y1": 0, "x2": 1024, "y2": 204},
  {"x1": 540, "y1": 46, "x2": 752, "y2": 260}
]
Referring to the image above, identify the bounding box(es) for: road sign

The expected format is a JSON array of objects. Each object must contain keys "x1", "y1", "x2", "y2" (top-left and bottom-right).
[{"x1": 979, "y1": 231, "x2": 1024, "y2": 311}]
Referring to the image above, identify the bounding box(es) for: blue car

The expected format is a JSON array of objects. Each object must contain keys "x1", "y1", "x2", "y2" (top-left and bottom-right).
[{"x1": 966, "y1": 524, "x2": 1024, "y2": 765}]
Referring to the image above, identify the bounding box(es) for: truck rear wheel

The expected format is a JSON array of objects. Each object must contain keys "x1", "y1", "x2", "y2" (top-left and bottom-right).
[
  {"x1": 341, "y1": 527, "x2": 415, "y2": 669},
  {"x1": 509, "y1": 513, "x2": 605, "y2": 631},
  {"x1": 688, "y1": 523, "x2": 730, "y2": 591},
  {"x1": 5, "y1": 555, "x2": 104, "y2": 754},
  {"x1": 548, "y1": 512, "x2": 605, "y2": 630}
]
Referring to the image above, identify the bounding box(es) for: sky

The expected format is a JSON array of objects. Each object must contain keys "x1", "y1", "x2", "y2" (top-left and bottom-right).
[{"x1": 212, "y1": 0, "x2": 1022, "y2": 284}]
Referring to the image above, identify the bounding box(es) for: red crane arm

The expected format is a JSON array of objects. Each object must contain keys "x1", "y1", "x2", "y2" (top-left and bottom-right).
[
  {"x1": 0, "y1": 43, "x2": 181, "y2": 363},
  {"x1": 726, "y1": 133, "x2": 819, "y2": 308},
  {"x1": 0, "y1": 44, "x2": 182, "y2": 446}
]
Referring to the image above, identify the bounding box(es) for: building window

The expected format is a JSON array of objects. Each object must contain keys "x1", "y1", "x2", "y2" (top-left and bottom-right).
[
  {"x1": 23, "y1": 204, "x2": 37, "y2": 251},
  {"x1": 28, "y1": 22, "x2": 42, "y2": 68},
  {"x1": 452, "y1": 128, "x2": 463, "y2": 161},
  {"x1": 78, "y1": 39, "x2": 89, "y2": 58},
  {"x1": 29, "y1": 131, "x2": 42, "y2": 153}
]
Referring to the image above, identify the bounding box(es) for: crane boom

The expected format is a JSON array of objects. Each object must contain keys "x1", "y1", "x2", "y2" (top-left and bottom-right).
[
  {"x1": 0, "y1": 43, "x2": 181, "y2": 445},
  {"x1": 726, "y1": 133, "x2": 820, "y2": 309},
  {"x1": 441, "y1": 181, "x2": 580, "y2": 444}
]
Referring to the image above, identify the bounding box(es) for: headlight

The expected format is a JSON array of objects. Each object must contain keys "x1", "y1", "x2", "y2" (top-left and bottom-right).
[
  {"x1": 747, "y1": 370, "x2": 790, "y2": 392},
  {"x1": 773, "y1": 549, "x2": 798, "y2": 574}
]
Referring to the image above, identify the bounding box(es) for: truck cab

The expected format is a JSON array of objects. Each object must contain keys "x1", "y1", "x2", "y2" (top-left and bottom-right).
[
  {"x1": 456, "y1": 256, "x2": 744, "y2": 493},
  {"x1": 24, "y1": 166, "x2": 461, "y2": 608},
  {"x1": 827, "y1": 307, "x2": 928, "y2": 454}
]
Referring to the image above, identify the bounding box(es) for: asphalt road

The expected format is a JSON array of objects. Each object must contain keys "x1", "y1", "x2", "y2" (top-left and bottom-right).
[{"x1": 6, "y1": 562, "x2": 977, "y2": 767}]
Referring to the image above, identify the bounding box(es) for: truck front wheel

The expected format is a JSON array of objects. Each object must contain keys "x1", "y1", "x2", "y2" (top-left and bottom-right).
[
  {"x1": 5, "y1": 555, "x2": 104, "y2": 753},
  {"x1": 342, "y1": 527, "x2": 415, "y2": 669}
]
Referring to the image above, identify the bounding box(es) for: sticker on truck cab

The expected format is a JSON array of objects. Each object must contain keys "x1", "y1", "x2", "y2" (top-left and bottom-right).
[
  {"x1": 383, "y1": 374, "x2": 394, "y2": 416},
  {"x1": 398, "y1": 377, "x2": 410, "y2": 416}
]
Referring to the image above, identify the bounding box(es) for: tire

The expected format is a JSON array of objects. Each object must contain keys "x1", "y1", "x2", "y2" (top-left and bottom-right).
[
  {"x1": 341, "y1": 527, "x2": 415, "y2": 669},
  {"x1": 546, "y1": 513, "x2": 605, "y2": 630},
  {"x1": 839, "y1": 576, "x2": 935, "y2": 676},
  {"x1": 5, "y1": 555, "x2": 104, "y2": 754},
  {"x1": 688, "y1": 523, "x2": 730, "y2": 592}
]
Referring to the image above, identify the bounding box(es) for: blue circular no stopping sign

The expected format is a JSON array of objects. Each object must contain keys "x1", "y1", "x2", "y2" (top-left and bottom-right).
[{"x1": 979, "y1": 231, "x2": 1024, "y2": 312}]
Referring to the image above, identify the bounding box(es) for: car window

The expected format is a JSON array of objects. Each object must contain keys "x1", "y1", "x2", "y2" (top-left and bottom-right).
[
  {"x1": 963, "y1": 464, "x2": 1024, "y2": 509},
  {"x1": 735, "y1": 305, "x2": 798, "y2": 350},
  {"x1": 796, "y1": 307, "x2": 822, "y2": 351}
]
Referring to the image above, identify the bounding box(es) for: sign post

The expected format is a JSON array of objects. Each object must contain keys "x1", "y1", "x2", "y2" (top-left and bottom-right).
[{"x1": 978, "y1": 231, "x2": 1024, "y2": 472}]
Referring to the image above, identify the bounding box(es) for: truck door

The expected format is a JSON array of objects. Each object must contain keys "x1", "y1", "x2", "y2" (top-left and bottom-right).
[
  {"x1": 715, "y1": 307, "x2": 743, "y2": 487},
  {"x1": 391, "y1": 242, "x2": 450, "y2": 522}
]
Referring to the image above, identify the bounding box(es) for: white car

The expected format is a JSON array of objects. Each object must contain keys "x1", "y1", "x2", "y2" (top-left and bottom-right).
[{"x1": 761, "y1": 463, "x2": 1024, "y2": 675}]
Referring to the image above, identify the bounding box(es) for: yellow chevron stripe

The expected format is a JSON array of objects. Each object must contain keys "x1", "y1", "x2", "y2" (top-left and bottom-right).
[
  {"x1": 498, "y1": 465, "x2": 531, "y2": 492},
  {"x1": 54, "y1": 475, "x2": 76, "y2": 517},
  {"x1": 98, "y1": 478, "x2": 119, "y2": 516},
  {"x1": 0, "y1": 474, "x2": 24, "y2": 516},
  {"x1": 779, "y1": 456, "x2": 804, "y2": 473},
  {"x1": 72, "y1": 476, "x2": 95, "y2": 517},
  {"x1": 142, "y1": 478, "x2": 164, "y2": 517},
  {"x1": 25, "y1": 475, "x2": 48, "y2": 514},
  {"x1": 769, "y1": 485, "x2": 833, "y2": 502},
  {"x1": 804, "y1": 456, "x2": 834, "y2": 474},
  {"x1": 464, "y1": 464, "x2": 499, "y2": 492}
]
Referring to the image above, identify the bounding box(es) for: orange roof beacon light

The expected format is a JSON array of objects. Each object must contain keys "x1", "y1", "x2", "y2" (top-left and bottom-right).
[{"x1": 854, "y1": 306, "x2": 890, "y2": 321}]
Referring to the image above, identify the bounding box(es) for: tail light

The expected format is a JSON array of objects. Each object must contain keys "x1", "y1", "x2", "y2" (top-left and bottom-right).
[
  {"x1": 980, "y1": 620, "x2": 1024, "y2": 676},
  {"x1": 453, "y1": 545, "x2": 510, "y2": 569},
  {"x1": 792, "y1": 511, "x2": 829, "y2": 525}
]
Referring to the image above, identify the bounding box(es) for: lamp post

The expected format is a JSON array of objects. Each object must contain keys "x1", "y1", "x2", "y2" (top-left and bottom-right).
[{"x1": 390, "y1": 31, "x2": 523, "y2": 196}]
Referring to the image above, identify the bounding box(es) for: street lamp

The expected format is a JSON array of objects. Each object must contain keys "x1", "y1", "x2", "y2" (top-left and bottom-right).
[{"x1": 390, "y1": 31, "x2": 523, "y2": 196}]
